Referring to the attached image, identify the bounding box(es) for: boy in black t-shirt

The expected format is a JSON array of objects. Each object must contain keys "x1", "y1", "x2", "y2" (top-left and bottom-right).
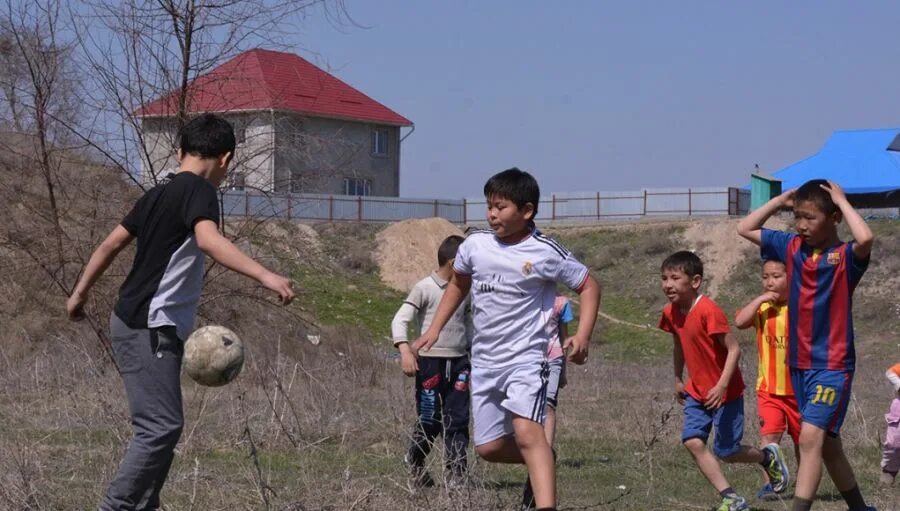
[{"x1": 67, "y1": 114, "x2": 294, "y2": 511}]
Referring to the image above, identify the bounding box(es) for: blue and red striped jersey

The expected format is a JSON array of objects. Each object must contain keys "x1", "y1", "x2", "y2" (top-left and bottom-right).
[{"x1": 760, "y1": 229, "x2": 869, "y2": 371}]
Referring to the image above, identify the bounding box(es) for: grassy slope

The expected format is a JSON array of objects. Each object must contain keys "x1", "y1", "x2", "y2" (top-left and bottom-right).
[{"x1": 3, "y1": 220, "x2": 898, "y2": 510}]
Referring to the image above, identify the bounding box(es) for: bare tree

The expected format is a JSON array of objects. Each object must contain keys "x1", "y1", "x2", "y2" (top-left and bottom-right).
[
  {"x1": 73, "y1": 0, "x2": 353, "y2": 187},
  {"x1": 0, "y1": 0, "x2": 82, "y2": 282}
]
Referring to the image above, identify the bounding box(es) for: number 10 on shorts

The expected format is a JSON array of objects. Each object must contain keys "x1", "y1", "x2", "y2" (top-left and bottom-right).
[{"x1": 811, "y1": 385, "x2": 836, "y2": 406}]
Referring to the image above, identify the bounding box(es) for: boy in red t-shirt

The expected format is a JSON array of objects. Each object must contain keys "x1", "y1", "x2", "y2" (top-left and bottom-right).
[{"x1": 659, "y1": 251, "x2": 789, "y2": 511}]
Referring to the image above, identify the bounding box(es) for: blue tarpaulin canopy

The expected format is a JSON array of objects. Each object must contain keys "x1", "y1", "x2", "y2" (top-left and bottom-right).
[{"x1": 771, "y1": 128, "x2": 900, "y2": 194}]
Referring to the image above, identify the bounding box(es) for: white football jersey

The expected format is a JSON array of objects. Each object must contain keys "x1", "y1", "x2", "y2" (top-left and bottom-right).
[{"x1": 454, "y1": 229, "x2": 589, "y2": 368}]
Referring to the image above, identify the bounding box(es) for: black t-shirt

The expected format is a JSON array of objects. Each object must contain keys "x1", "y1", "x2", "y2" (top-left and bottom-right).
[{"x1": 114, "y1": 172, "x2": 220, "y2": 339}]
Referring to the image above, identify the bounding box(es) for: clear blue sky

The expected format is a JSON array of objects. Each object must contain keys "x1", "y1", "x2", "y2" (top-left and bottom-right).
[{"x1": 298, "y1": 1, "x2": 900, "y2": 198}]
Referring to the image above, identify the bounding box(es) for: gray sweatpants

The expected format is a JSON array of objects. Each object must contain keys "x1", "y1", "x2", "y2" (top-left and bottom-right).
[{"x1": 101, "y1": 313, "x2": 184, "y2": 511}]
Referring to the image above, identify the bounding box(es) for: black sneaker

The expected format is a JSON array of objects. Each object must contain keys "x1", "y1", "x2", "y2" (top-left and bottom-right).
[
  {"x1": 403, "y1": 453, "x2": 434, "y2": 489},
  {"x1": 521, "y1": 475, "x2": 535, "y2": 509}
]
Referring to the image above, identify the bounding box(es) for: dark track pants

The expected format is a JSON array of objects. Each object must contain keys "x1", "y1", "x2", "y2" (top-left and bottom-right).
[{"x1": 406, "y1": 355, "x2": 471, "y2": 477}]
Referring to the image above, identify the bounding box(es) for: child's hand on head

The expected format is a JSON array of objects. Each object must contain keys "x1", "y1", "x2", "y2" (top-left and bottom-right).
[
  {"x1": 777, "y1": 189, "x2": 796, "y2": 208},
  {"x1": 819, "y1": 180, "x2": 848, "y2": 204}
]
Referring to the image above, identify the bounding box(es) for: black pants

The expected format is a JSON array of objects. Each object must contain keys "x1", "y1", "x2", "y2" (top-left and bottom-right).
[{"x1": 407, "y1": 355, "x2": 471, "y2": 477}]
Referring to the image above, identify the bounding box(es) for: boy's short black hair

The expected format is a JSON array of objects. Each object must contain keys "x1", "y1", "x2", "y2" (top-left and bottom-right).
[
  {"x1": 661, "y1": 251, "x2": 704, "y2": 278},
  {"x1": 762, "y1": 258, "x2": 786, "y2": 268},
  {"x1": 177, "y1": 113, "x2": 236, "y2": 159},
  {"x1": 794, "y1": 179, "x2": 838, "y2": 215},
  {"x1": 483, "y1": 167, "x2": 540, "y2": 217},
  {"x1": 437, "y1": 235, "x2": 465, "y2": 267}
]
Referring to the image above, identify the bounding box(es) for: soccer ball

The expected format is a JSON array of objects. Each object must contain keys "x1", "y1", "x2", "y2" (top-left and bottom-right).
[{"x1": 183, "y1": 325, "x2": 244, "y2": 387}]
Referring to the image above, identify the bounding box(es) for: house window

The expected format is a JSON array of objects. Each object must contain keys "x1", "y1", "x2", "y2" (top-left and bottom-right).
[
  {"x1": 232, "y1": 119, "x2": 246, "y2": 144},
  {"x1": 226, "y1": 171, "x2": 246, "y2": 190},
  {"x1": 290, "y1": 171, "x2": 303, "y2": 193},
  {"x1": 372, "y1": 128, "x2": 388, "y2": 156},
  {"x1": 343, "y1": 177, "x2": 371, "y2": 196}
]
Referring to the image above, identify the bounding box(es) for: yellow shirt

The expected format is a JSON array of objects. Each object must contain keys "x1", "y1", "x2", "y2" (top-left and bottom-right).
[{"x1": 754, "y1": 301, "x2": 793, "y2": 396}]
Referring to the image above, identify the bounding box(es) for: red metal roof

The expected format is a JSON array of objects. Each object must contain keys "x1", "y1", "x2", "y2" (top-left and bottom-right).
[{"x1": 136, "y1": 48, "x2": 412, "y2": 126}]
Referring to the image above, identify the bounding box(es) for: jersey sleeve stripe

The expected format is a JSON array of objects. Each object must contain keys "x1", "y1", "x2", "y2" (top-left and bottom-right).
[
  {"x1": 533, "y1": 236, "x2": 567, "y2": 257},
  {"x1": 534, "y1": 233, "x2": 570, "y2": 256}
]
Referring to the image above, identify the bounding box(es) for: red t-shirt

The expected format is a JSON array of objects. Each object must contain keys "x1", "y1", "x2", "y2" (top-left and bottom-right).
[{"x1": 659, "y1": 295, "x2": 745, "y2": 403}]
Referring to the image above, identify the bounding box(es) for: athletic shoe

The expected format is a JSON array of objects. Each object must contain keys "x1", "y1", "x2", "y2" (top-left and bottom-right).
[
  {"x1": 848, "y1": 507, "x2": 877, "y2": 511},
  {"x1": 880, "y1": 470, "x2": 896, "y2": 486},
  {"x1": 521, "y1": 448, "x2": 555, "y2": 510},
  {"x1": 755, "y1": 482, "x2": 777, "y2": 501},
  {"x1": 762, "y1": 443, "x2": 790, "y2": 493},
  {"x1": 717, "y1": 495, "x2": 749, "y2": 511},
  {"x1": 521, "y1": 476, "x2": 535, "y2": 509},
  {"x1": 403, "y1": 453, "x2": 434, "y2": 489}
]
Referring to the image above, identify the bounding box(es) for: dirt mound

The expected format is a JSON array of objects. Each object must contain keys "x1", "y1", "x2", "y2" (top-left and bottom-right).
[
  {"x1": 682, "y1": 216, "x2": 789, "y2": 297},
  {"x1": 375, "y1": 218, "x2": 464, "y2": 292}
]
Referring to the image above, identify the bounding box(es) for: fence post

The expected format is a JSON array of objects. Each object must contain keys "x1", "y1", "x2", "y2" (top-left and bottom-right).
[
  {"x1": 596, "y1": 192, "x2": 600, "y2": 220},
  {"x1": 688, "y1": 188, "x2": 692, "y2": 216},
  {"x1": 245, "y1": 192, "x2": 250, "y2": 217},
  {"x1": 287, "y1": 195, "x2": 292, "y2": 220},
  {"x1": 433, "y1": 199, "x2": 438, "y2": 218},
  {"x1": 357, "y1": 196, "x2": 363, "y2": 222},
  {"x1": 643, "y1": 190, "x2": 648, "y2": 216},
  {"x1": 552, "y1": 194, "x2": 556, "y2": 221},
  {"x1": 329, "y1": 195, "x2": 334, "y2": 222},
  {"x1": 463, "y1": 198, "x2": 467, "y2": 224}
]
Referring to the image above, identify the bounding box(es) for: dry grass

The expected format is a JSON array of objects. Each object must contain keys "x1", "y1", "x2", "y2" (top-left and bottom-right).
[{"x1": 0, "y1": 148, "x2": 898, "y2": 509}]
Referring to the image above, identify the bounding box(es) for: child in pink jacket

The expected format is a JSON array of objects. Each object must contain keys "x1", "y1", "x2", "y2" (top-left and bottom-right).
[{"x1": 882, "y1": 363, "x2": 900, "y2": 486}]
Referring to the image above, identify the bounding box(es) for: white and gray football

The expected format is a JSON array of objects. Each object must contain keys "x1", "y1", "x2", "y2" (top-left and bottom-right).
[{"x1": 184, "y1": 325, "x2": 244, "y2": 387}]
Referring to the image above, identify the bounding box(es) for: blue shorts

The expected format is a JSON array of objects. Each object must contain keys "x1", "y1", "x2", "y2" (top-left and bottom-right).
[
  {"x1": 790, "y1": 368, "x2": 853, "y2": 436},
  {"x1": 682, "y1": 395, "x2": 744, "y2": 458}
]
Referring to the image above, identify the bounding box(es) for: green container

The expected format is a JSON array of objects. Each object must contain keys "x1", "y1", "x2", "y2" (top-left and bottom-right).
[{"x1": 750, "y1": 174, "x2": 782, "y2": 211}]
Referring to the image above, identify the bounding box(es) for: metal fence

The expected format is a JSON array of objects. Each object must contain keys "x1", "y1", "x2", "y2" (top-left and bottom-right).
[{"x1": 221, "y1": 187, "x2": 750, "y2": 223}]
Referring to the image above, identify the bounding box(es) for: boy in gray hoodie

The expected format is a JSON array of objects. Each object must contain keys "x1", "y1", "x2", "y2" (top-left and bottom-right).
[{"x1": 392, "y1": 235, "x2": 471, "y2": 486}]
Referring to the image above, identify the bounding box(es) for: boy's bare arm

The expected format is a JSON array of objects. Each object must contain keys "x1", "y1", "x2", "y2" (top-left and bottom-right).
[
  {"x1": 820, "y1": 181, "x2": 874, "y2": 260},
  {"x1": 67, "y1": 225, "x2": 134, "y2": 320},
  {"x1": 412, "y1": 272, "x2": 470, "y2": 353},
  {"x1": 736, "y1": 189, "x2": 795, "y2": 245},
  {"x1": 194, "y1": 219, "x2": 294, "y2": 304},
  {"x1": 734, "y1": 292, "x2": 778, "y2": 329},
  {"x1": 706, "y1": 333, "x2": 740, "y2": 409},
  {"x1": 563, "y1": 274, "x2": 601, "y2": 365},
  {"x1": 672, "y1": 334, "x2": 686, "y2": 404}
]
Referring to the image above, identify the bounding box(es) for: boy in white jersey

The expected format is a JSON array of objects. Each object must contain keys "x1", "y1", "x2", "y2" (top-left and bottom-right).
[{"x1": 414, "y1": 168, "x2": 601, "y2": 511}]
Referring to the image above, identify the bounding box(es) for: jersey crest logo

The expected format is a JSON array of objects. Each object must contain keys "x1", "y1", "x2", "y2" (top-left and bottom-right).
[
  {"x1": 522, "y1": 261, "x2": 534, "y2": 276},
  {"x1": 827, "y1": 252, "x2": 841, "y2": 265}
]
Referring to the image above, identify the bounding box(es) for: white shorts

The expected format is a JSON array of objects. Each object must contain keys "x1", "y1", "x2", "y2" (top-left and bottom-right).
[{"x1": 471, "y1": 361, "x2": 550, "y2": 446}]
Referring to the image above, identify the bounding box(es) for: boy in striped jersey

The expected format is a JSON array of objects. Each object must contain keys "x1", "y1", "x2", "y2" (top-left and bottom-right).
[
  {"x1": 738, "y1": 179, "x2": 876, "y2": 511},
  {"x1": 413, "y1": 168, "x2": 601, "y2": 511},
  {"x1": 735, "y1": 259, "x2": 801, "y2": 500}
]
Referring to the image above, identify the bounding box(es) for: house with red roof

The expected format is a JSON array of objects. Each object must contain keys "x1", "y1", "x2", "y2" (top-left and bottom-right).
[{"x1": 137, "y1": 48, "x2": 413, "y2": 196}]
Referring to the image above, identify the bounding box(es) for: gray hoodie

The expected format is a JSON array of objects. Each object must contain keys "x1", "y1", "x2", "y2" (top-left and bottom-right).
[{"x1": 391, "y1": 272, "x2": 472, "y2": 358}]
